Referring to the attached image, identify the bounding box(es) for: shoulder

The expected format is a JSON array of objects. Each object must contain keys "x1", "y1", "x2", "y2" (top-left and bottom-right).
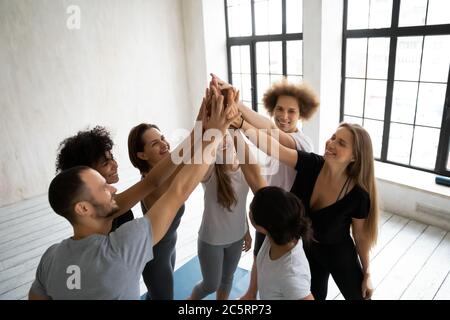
[
  {"x1": 290, "y1": 130, "x2": 314, "y2": 152},
  {"x1": 295, "y1": 150, "x2": 324, "y2": 172}
]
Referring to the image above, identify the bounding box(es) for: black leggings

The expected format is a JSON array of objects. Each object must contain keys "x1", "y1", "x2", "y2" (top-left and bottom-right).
[
  {"x1": 253, "y1": 231, "x2": 265, "y2": 257},
  {"x1": 142, "y1": 205, "x2": 184, "y2": 300},
  {"x1": 304, "y1": 237, "x2": 365, "y2": 300}
]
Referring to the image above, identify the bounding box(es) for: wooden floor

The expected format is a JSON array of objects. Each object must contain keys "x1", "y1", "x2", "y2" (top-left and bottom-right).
[{"x1": 1, "y1": 168, "x2": 449, "y2": 300}]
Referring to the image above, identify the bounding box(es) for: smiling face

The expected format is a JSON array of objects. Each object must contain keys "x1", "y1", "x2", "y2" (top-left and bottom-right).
[
  {"x1": 79, "y1": 169, "x2": 119, "y2": 219},
  {"x1": 271, "y1": 95, "x2": 301, "y2": 133},
  {"x1": 92, "y1": 151, "x2": 119, "y2": 184},
  {"x1": 324, "y1": 127, "x2": 355, "y2": 166},
  {"x1": 137, "y1": 128, "x2": 170, "y2": 167}
]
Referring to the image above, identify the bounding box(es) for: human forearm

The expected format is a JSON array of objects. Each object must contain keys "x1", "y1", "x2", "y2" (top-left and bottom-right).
[
  {"x1": 238, "y1": 102, "x2": 274, "y2": 130},
  {"x1": 234, "y1": 131, "x2": 267, "y2": 193},
  {"x1": 354, "y1": 235, "x2": 371, "y2": 274}
]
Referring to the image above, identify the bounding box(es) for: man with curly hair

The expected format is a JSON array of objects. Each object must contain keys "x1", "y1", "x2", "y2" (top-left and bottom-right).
[{"x1": 55, "y1": 126, "x2": 134, "y2": 231}]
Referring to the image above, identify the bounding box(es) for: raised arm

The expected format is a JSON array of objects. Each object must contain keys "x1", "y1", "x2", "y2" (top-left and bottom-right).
[
  {"x1": 113, "y1": 102, "x2": 204, "y2": 218},
  {"x1": 211, "y1": 73, "x2": 299, "y2": 150},
  {"x1": 146, "y1": 94, "x2": 238, "y2": 245},
  {"x1": 233, "y1": 131, "x2": 267, "y2": 194},
  {"x1": 236, "y1": 118, "x2": 299, "y2": 170}
]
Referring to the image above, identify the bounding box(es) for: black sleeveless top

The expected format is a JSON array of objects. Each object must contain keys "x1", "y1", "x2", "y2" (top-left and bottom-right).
[{"x1": 290, "y1": 151, "x2": 370, "y2": 245}]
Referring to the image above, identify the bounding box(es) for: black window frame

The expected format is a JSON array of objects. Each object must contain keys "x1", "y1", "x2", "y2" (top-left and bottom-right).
[
  {"x1": 224, "y1": 0, "x2": 303, "y2": 112},
  {"x1": 340, "y1": 0, "x2": 450, "y2": 177}
]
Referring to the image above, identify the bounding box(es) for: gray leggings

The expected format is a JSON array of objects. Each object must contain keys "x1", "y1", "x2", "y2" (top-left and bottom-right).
[{"x1": 192, "y1": 238, "x2": 244, "y2": 299}]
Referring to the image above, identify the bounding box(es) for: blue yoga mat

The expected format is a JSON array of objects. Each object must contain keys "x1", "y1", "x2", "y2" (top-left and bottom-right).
[{"x1": 141, "y1": 256, "x2": 250, "y2": 300}]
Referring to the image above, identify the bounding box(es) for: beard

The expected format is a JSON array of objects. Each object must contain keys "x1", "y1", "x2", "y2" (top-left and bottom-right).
[{"x1": 91, "y1": 200, "x2": 120, "y2": 219}]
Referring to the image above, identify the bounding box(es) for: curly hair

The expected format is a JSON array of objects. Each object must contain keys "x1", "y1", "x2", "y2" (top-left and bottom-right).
[
  {"x1": 263, "y1": 78, "x2": 320, "y2": 120},
  {"x1": 250, "y1": 186, "x2": 312, "y2": 245},
  {"x1": 55, "y1": 126, "x2": 114, "y2": 173}
]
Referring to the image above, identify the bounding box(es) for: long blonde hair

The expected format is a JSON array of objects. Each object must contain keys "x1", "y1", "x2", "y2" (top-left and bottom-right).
[
  {"x1": 214, "y1": 164, "x2": 237, "y2": 211},
  {"x1": 339, "y1": 123, "x2": 379, "y2": 248}
]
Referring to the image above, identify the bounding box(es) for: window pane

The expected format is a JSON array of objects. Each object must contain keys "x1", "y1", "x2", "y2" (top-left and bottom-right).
[
  {"x1": 369, "y1": 0, "x2": 393, "y2": 29},
  {"x1": 364, "y1": 80, "x2": 387, "y2": 120},
  {"x1": 269, "y1": 42, "x2": 283, "y2": 74},
  {"x1": 270, "y1": 74, "x2": 283, "y2": 84},
  {"x1": 426, "y1": 0, "x2": 450, "y2": 25},
  {"x1": 287, "y1": 75, "x2": 303, "y2": 83},
  {"x1": 231, "y1": 45, "x2": 251, "y2": 74},
  {"x1": 257, "y1": 74, "x2": 270, "y2": 104},
  {"x1": 367, "y1": 37, "x2": 390, "y2": 79},
  {"x1": 447, "y1": 140, "x2": 450, "y2": 170},
  {"x1": 344, "y1": 78, "x2": 365, "y2": 117},
  {"x1": 363, "y1": 119, "x2": 384, "y2": 158},
  {"x1": 416, "y1": 83, "x2": 447, "y2": 127},
  {"x1": 391, "y1": 81, "x2": 418, "y2": 124},
  {"x1": 241, "y1": 73, "x2": 252, "y2": 102},
  {"x1": 287, "y1": 40, "x2": 302, "y2": 75},
  {"x1": 255, "y1": 0, "x2": 269, "y2": 35},
  {"x1": 343, "y1": 116, "x2": 363, "y2": 126},
  {"x1": 231, "y1": 47, "x2": 241, "y2": 73},
  {"x1": 227, "y1": 0, "x2": 252, "y2": 37},
  {"x1": 269, "y1": 0, "x2": 282, "y2": 34},
  {"x1": 388, "y1": 123, "x2": 414, "y2": 164},
  {"x1": 411, "y1": 127, "x2": 440, "y2": 169},
  {"x1": 241, "y1": 46, "x2": 251, "y2": 74},
  {"x1": 255, "y1": 0, "x2": 282, "y2": 35},
  {"x1": 256, "y1": 42, "x2": 269, "y2": 74},
  {"x1": 257, "y1": 103, "x2": 271, "y2": 117},
  {"x1": 395, "y1": 36, "x2": 423, "y2": 81},
  {"x1": 232, "y1": 73, "x2": 242, "y2": 95},
  {"x1": 347, "y1": 0, "x2": 369, "y2": 30},
  {"x1": 399, "y1": 0, "x2": 427, "y2": 27},
  {"x1": 346, "y1": 38, "x2": 368, "y2": 78},
  {"x1": 411, "y1": 127, "x2": 440, "y2": 170},
  {"x1": 286, "y1": 0, "x2": 302, "y2": 33},
  {"x1": 420, "y1": 35, "x2": 450, "y2": 83}
]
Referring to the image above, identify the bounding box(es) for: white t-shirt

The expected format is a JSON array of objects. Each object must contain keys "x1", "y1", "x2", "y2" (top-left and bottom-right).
[
  {"x1": 257, "y1": 237, "x2": 311, "y2": 300},
  {"x1": 265, "y1": 129, "x2": 313, "y2": 191},
  {"x1": 198, "y1": 167, "x2": 249, "y2": 245}
]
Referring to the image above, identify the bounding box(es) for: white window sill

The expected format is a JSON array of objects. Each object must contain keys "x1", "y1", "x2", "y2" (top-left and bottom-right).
[{"x1": 375, "y1": 161, "x2": 450, "y2": 198}]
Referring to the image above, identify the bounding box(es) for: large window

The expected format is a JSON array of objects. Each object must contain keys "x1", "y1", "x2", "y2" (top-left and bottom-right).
[
  {"x1": 225, "y1": 0, "x2": 303, "y2": 115},
  {"x1": 341, "y1": 0, "x2": 450, "y2": 176}
]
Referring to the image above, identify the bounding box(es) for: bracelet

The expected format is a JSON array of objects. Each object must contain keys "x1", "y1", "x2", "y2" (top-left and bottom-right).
[{"x1": 239, "y1": 116, "x2": 244, "y2": 129}]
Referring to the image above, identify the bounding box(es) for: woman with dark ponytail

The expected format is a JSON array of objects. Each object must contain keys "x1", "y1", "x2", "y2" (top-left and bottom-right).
[{"x1": 250, "y1": 186, "x2": 314, "y2": 300}]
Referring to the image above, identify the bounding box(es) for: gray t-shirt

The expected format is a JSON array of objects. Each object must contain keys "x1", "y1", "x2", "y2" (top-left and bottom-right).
[{"x1": 30, "y1": 217, "x2": 153, "y2": 300}]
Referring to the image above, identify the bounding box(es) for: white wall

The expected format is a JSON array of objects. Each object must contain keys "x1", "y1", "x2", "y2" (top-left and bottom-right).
[
  {"x1": 182, "y1": 0, "x2": 228, "y2": 124},
  {"x1": 303, "y1": 0, "x2": 343, "y2": 153},
  {"x1": 0, "y1": 0, "x2": 191, "y2": 206}
]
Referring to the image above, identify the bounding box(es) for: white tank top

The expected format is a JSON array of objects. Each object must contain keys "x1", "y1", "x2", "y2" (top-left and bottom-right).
[
  {"x1": 265, "y1": 129, "x2": 313, "y2": 191},
  {"x1": 198, "y1": 167, "x2": 249, "y2": 245}
]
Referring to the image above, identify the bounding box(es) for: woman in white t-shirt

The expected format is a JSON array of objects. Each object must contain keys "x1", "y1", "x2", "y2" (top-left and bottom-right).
[
  {"x1": 188, "y1": 131, "x2": 253, "y2": 300},
  {"x1": 211, "y1": 74, "x2": 320, "y2": 299},
  {"x1": 250, "y1": 186, "x2": 314, "y2": 300}
]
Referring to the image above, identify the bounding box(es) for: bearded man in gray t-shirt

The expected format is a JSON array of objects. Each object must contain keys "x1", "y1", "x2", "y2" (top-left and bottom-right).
[{"x1": 28, "y1": 90, "x2": 238, "y2": 300}]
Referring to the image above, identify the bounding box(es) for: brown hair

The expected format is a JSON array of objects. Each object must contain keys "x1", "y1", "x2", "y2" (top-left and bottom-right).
[
  {"x1": 340, "y1": 123, "x2": 379, "y2": 248},
  {"x1": 263, "y1": 78, "x2": 320, "y2": 120},
  {"x1": 214, "y1": 164, "x2": 237, "y2": 211},
  {"x1": 128, "y1": 123, "x2": 160, "y2": 175}
]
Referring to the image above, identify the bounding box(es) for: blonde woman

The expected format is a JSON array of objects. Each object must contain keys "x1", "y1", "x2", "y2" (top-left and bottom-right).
[{"x1": 236, "y1": 119, "x2": 379, "y2": 300}]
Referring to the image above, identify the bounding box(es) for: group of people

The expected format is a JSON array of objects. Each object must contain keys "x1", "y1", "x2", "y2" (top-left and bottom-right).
[{"x1": 28, "y1": 74, "x2": 379, "y2": 300}]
